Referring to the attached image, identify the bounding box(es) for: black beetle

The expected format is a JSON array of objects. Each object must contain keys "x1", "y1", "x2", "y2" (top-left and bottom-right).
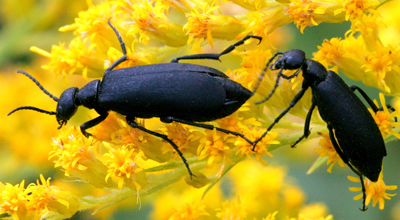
[
  {"x1": 8, "y1": 19, "x2": 262, "y2": 177},
  {"x1": 252, "y1": 49, "x2": 388, "y2": 211}
]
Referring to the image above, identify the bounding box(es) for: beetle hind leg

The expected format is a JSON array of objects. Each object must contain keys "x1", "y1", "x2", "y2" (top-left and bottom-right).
[
  {"x1": 126, "y1": 116, "x2": 195, "y2": 178},
  {"x1": 161, "y1": 116, "x2": 253, "y2": 145},
  {"x1": 328, "y1": 125, "x2": 368, "y2": 211}
]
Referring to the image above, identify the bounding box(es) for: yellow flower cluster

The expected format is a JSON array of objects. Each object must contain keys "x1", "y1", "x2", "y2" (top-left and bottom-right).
[
  {"x1": 151, "y1": 161, "x2": 333, "y2": 219},
  {"x1": 0, "y1": 175, "x2": 79, "y2": 220},
  {"x1": 1, "y1": 0, "x2": 400, "y2": 218}
]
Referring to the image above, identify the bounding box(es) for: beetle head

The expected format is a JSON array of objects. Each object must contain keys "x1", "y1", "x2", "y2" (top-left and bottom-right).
[
  {"x1": 274, "y1": 49, "x2": 306, "y2": 70},
  {"x1": 8, "y1": 71, "x2": 80, "y2": 130},
  {"x1": 56, "y1": 87, "x2": 79, "y2": 129}
]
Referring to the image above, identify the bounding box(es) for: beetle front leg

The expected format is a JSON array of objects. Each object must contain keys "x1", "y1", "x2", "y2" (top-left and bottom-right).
[
  {"x1": 291, "y1": 102, "x2": 316, "y2": 148},
  {"x1": 171, "y1": 35, "x2": 262, "y2": 63},
  {"x1": 126, "y1": 116, "x2": 195, "y2": 178},
  {"x1": 328, "y1": 125, "x2": 368, "y2": 211},
  {"x1": 253, "y1": 87, "x2": 308, "y2": 150},
  {"x1": 80, "y1": 111, "x2": 109, "y2": 137},
  {"x1": 161, "y1": 116, "x2": 253, "y2": 145}
]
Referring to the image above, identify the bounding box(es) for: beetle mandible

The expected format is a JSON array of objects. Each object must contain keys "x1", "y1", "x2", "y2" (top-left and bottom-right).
[
  {"x1": 251, "y1": 49, "x2": 390, "y2": 211},
  {"x1": 8, "y1": 19, "x2": 262, "y2": 177}
]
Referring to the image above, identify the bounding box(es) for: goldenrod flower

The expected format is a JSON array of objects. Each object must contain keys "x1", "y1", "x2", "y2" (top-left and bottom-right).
[
  {"x1": 240, "y1": 7, "x2": 291, "y2": 41},
  {"x1": 297, "y1": 203, "x2": 333, "y2": 220},
  {"x1": 215, "y1": 197, "x2": 247, "y2": 220},
  {"x1": 184, "y1": 1, "x2": 244, "y2": 52},
  {"x1": 197, "y1": 129, "x2": 234, "y2": 175},
  {"x1": 168, "y1": 202, "x2": 210, "y2": 220},
  {"x1": 313, "y1": 132, "x2": 345, "y2": 173},
  {"x1": 104, "y1": 144, "x2": 147, "y2": 190},
  {"x1": 337, "y1": 0, "x2": 380, "y2": 21},
  {"x1": 49, "y1": 127, "x2": 111, "y2": 188},
  {"x1": 262, "y1": 211, "x2": 278, "y2": 220},
  {"x1": 349, "y1": 173, "x2": 397, "y2": 210},
  {"x1": 127, "y1": 0, "x2": 188, "y2": 46},
  {"x1": 313, "y1": 12, "x2": 400, "y2": 93},
  {"x1": 0, "y1": 175, "x2": 80, "y2": 220},
  {"x1": 235, "y1": 128, "x2": 278, "y2": 166},
  {"x1": 286, "y1": 0, "x2": 344, "y2": 33},
  {"x1": 26, "y1": 175, "x2": 79, "y2": 217},
  {"x1": 362, "y1": 44, "x2": 400, "y2": 93},
  {"x1": 161, "y1": 122, "x2": 204, "y2": 159},
  {"x1": 369, "y1": 93, "x2": 400, "y2": 139},
  {"x1": 0, "y1": 180, "x2": 29, "y2": 220}
]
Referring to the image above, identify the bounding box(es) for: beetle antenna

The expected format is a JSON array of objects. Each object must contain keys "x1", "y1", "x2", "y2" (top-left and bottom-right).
[
  {"x1": 7, "y1": 106, "x2": 56, "y2": 116},
  {"x1": 17, "y1": 70, "x2": 59, "y2": 102},
  {"x1": 251, "y1": 51, "x2": 283, "y2": 95}
]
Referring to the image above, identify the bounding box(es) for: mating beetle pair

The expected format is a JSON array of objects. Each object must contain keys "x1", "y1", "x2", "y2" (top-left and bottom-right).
[
  {"x1": 252, "y1": 49, "x2": 390, "y2": 211},
  {"x1": 8, "y1": 20, "x2": 261, "y2": 177}
]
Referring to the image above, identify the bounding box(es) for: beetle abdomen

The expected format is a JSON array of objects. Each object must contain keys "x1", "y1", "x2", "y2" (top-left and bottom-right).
[
  {"x1": 98, "y1": 63, "x2": 232, "y2": 121},
  {"x1": 313, "y1": 71, "x2": 385, "y2": 181}
]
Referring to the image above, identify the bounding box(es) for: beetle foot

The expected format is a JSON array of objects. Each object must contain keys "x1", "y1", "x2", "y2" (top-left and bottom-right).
[{"x1": 81, "y1": 129, "x2": 92, "y2": 138}]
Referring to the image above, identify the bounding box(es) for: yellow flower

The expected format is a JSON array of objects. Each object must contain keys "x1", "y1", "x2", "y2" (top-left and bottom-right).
[
  {"x1": 0, "y1": 180, "x2": 29, "y2": 220},
  {"x1": 361, "y1": 44, "x2": 400, "y2": 93},
  {"x1": 31, "y1": 37, "x2": 104, "y2": 78},
  {"x1": 104, "y1": 144, "x2": 147, "y2": 190},
  {"x1": 235, "y1": 128, "x2": 278, "y2": 166},
  {"x1": 262, "y1": 211, "x2": 278, "y2": 220},
  {"x1": 168, "y1": 202, "x2": 210, "y2": 220},
  {"x1": 161, "y1": 122, "x2": 204, "y2": 160},
  {"x1": 0, "y1": 175, "x2": 81, "y2": 220},
  {"x1": 215, "y1": 197, "x2": 247, "y2": 220},
  {"x1": 297, "y1": 203, "x2": 333, "y2": 220},
  {"x1": 314, "y1": 29, "x2": 400, "y2": 93},
  {"x1": 49, "y1": 127, "x2": 111, "y2": 188},
  {"x1": 26, "y1": 175, "x2": 79, "y2": 217},
  {"x1": 369, "y1": 93, "x2": 400, "y2": 138},
  {"x1": 338, "y1": 0, "x2": 380, "y2": 21},
  {"x1": 313, "y1": 132, "x2": 345, "y2": 173},
  {"x1": 184, "y1": 1, "x2": 244, "y2": 52},
  {"x1": 349, "y1": 173, "x2": 397, "y2": 210},
  {"x1": 286, "y1": 0, "x2": 344, "y2": 33},
  {"x1": 127, "y1": 0, "x2": 187, "y2": 46},
  {"x1": 197, "y1": 129, "x2": 234, "y2": 175},
  {"x1": 239, "y1": 7, "x2": 291, "y2": 40}
]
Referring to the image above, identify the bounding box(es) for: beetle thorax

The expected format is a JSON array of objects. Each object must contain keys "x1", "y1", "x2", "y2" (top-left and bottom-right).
[
  {"x1": 302, "y1": 60, "x2": 328, "y2": 85},
  {"x1": 76, "y1": 80, "x2": 101, "y2": 109}
]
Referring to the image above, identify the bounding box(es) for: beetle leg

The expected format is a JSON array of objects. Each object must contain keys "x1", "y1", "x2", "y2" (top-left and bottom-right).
[
  {"x1": 80, "y1": 111, "x2": 109, "y2": 137},
  {"x1": 349, "y1": 85, "x2": 380, "y2": 112},
  {"x1": 170, "y1": 35, "x2": 262, "y2": 63},
  {"x1": 126, "y1": 116, "x2": 195, "y2": 178},
  {"x1": 328, "y1": 125, "x2": 368, "y2": 211},
  {"x1": 160, "y1": 116, "x2": 253, "y2": 145},
  {"x1": 253, "y1": 87, "x2": 308, "y2": 150},
  {"x1": 351, "y1": 85, "x2": 398, "y2": 122},
  {"x1": 291, "y1": 101, "x2": 316, "y2": 148},
  {"x1": 105, "y1": 19, "x2": 128, "y2": 74}
]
